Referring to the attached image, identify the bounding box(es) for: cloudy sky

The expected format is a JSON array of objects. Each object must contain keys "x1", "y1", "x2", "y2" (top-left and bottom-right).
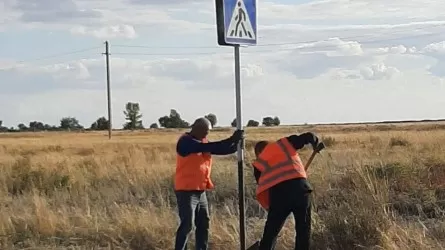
[{"x1": 1, "y1": 0, "x2": 445, "y2": 128}]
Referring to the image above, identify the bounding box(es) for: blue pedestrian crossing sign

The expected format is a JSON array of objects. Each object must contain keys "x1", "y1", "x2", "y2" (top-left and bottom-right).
[{"x1": 215, "y1": 0, "x2": 257, "y2": 46}]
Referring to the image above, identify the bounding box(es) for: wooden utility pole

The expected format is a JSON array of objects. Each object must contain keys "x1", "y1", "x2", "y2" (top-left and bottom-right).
[{"x1": 103, "y1": 41, "x2": 112, "y2": 139}]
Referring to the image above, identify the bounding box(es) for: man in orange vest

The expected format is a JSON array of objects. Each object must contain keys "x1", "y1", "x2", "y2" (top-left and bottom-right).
[
  {"x1": 251, "y1": 132, "x2": 321, "y2": 250},
  {"x1": 174, "y1": 117, "x2": 244, "y2": 250}
]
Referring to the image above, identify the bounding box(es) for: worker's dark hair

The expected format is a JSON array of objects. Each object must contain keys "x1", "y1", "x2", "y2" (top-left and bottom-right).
[{"x1": 254, "y1": 141, "x2": 268, "y2": 156}]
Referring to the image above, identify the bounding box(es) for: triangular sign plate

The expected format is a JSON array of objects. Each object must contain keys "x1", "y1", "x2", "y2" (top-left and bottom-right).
[{"x1": 226, "y1": 0, "x2": 256, "y2": 40}]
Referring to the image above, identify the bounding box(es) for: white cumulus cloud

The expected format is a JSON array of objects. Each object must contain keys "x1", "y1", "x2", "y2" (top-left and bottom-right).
[
  {"x1": 422, "y1": 41, "x2": 445, "y2": 54},
  {"x1": 70, "y1": 24, "x2": 137, "y2": 39},
  {"x1": 360, "y1": 63, "x2": 400, "y2": 80}
]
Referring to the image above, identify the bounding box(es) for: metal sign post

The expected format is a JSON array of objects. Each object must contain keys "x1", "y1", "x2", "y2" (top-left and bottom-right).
[{"x1": 215, "y1": 0, "x2": 257, "y2": 249}]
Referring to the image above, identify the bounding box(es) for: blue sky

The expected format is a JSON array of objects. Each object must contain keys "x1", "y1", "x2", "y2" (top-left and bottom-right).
[{"x1": 1, "y1": 0, "x2": 445, "y2": 128}]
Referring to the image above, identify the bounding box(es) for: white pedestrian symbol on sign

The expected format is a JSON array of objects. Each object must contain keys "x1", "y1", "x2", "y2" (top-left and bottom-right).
[{"x1": 226, "y1": 0, "x2": 256, "y2": 40}]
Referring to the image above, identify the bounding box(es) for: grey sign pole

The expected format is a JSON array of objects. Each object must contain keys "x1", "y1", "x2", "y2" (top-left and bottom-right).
[
  {"x1": 215, "y1": 0, "x2": 257, "y2": 249},
  {"x1": 234, "y1": 44, "x2": 246, "y2": 250}
]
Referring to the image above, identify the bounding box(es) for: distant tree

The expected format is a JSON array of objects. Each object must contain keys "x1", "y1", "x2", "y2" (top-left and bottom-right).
[
  {"x1": 0, "y1": 120, "x2": 7, "y2": 132},
  {"x1": 60, "y1": 117, "x2": 83, "y2": 130},
  {"x1": 204, "y1": 113, "x2": 217, "y2": 127},
  {"x1": 158, "y1": 109, "x2": 189, "y2": 128},
  {"x1": 29, "y1": 121, "x2": 45, "y2": 132},
  {"x1": 123, "y1": 102, "x2": 144, "y2": 130},
  {"x1": 273, "y1": 116, "x2": 281, "y2": 126},
  {"x1": 262, "y1": 116, "x2": 280, "y2": 126},
  {"x1": 44, "y1": 124, "x2": 58, "y2": 131},
  {"x1": 231, "y1": 118, "x2": 237, "y2": 127},
  {"x1": 149, "y1": 123, "x2": 159, "y2": 129},
  {"x1": 8, "y1": 127, "x2": 17, "y2": 133},
  {"x1": 90, "y1": 117, "x2": 109, "y2": 130},
  {"x1": 17, "y1": 123, "x2": 28, "y2": 131},
  {"x1": 246, "y1": 120, "x2": 260, "y2": 127},
  {"x1": 158, "y1": 116, "x2": 169, "y2": 128},
  {"x1": 262, "y1": 117, "x2": 274, "y2": 126}
]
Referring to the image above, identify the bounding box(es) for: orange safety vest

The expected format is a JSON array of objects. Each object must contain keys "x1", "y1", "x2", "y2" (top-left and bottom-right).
[
  {"x1": 252, "y1": 137, "x2": 307, "y2": 210},
  {"x1": 174, "y1": 134, "x2": 214, "y2": 191}
]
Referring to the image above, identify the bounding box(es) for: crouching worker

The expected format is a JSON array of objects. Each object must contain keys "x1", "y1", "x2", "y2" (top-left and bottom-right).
[
  {"x1": 251, "y1": 132, "x2": 321, "y2": 250},
  {"x1": 174, "y1": 117, "x2": 244, "y2": 250}
]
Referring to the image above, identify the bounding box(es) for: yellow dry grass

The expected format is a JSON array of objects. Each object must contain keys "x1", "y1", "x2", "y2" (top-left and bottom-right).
[{"x1": 0, "y1": 123, "x2": 444, "y2": 249}]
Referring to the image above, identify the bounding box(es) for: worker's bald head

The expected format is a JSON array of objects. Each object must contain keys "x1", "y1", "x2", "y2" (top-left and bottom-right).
[
  {"x1": 254, "y1": 140, "x2": 268, "y2": 157},
  {"x1": 190, "y1": 117, "x2": 212, "y2": 140},
  {"x1": 192, "y1": 117, "x2": 212, "y2": 129}
]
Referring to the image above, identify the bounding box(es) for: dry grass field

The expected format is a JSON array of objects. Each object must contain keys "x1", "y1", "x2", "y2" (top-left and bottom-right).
[{"x1": 0, "y1": 122, "x2": 445, "y2": 250}]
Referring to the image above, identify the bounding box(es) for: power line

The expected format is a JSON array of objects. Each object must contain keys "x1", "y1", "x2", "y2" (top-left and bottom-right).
[
  {"x1": 1, "y1": 46, "x2": 102, "y2": 70},
  {"x1": 2, "y1": 23, "x2": 444, "y2": 67},
  {"x1": 13, "y1": 46, "x2": 101, "y2": 64},
  {"x1": 2, "y1": 56, "x2": 102, "y2": 71},
  {"x1": 111, "y1": 31, "x2": 444, "y2": 56},
  {"x1": 112, "y1": 23, "x2": 445, "y2": 50}
]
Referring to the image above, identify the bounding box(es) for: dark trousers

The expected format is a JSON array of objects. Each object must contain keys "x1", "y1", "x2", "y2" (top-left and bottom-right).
[
  {"x1": 259, "y1": 193, "x2": 312, "y2": 250},
  {"x1": 174, "y1": 190, "x2": 210, "y2": 250}
]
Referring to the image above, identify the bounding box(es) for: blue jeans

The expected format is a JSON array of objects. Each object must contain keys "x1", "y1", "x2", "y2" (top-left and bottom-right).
[{"x1": 174, "y1": 190, "x2": 210, "y2": 250}]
